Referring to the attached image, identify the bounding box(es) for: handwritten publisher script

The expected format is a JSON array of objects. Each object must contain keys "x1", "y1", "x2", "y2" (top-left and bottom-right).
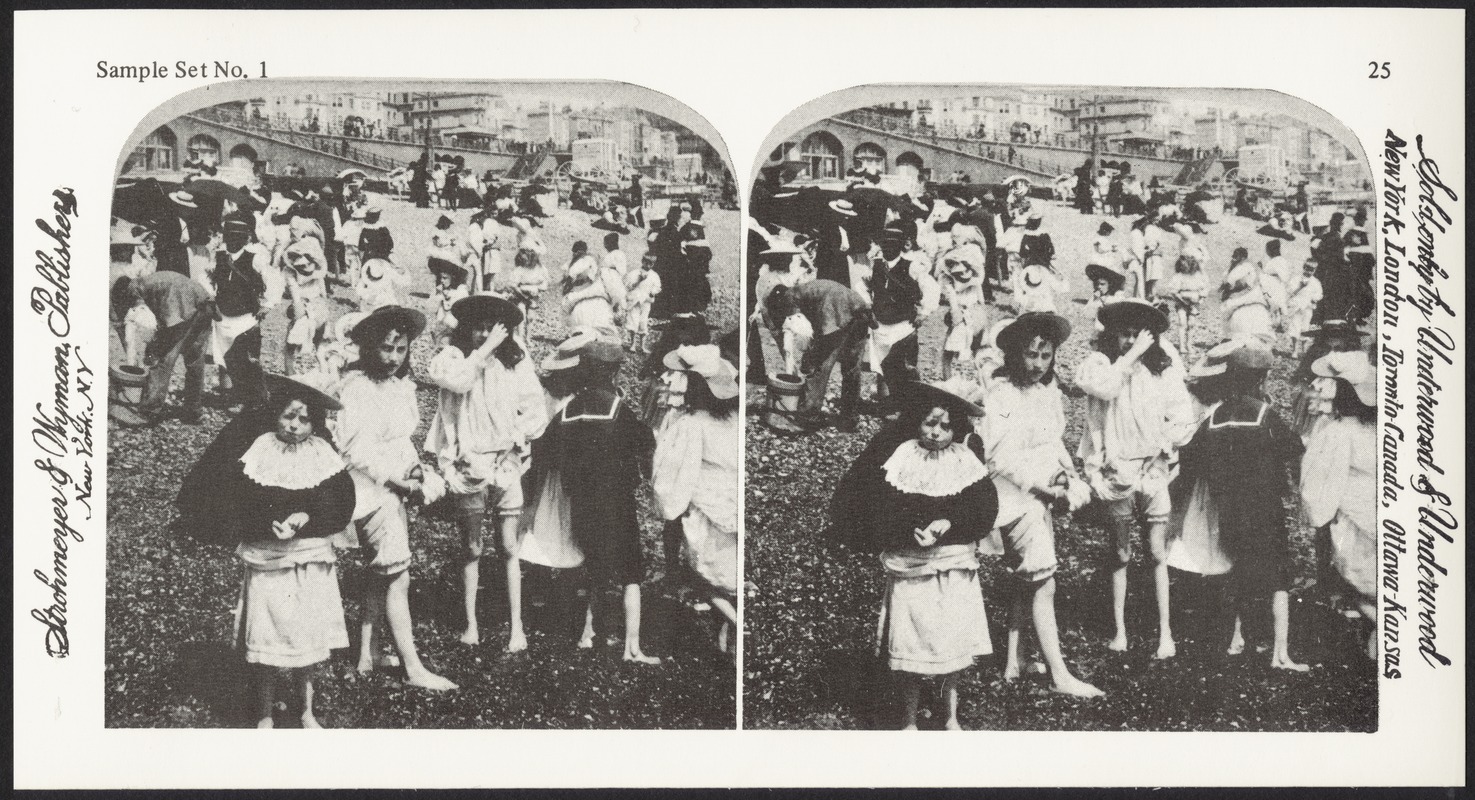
[
  {"x1": 1376, "y1": 131, "x2": 1458, "y2": 679},
  {"x1": 28, "y1": 187, "x2": 92, "y2": 658}
]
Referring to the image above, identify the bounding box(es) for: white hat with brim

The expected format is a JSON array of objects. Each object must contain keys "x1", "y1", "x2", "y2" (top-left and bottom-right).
[
  {"x1": 759, "y1": 241, "x2": 804, "y2": 259},
  {"x1": 1189, "y1": 338, "x2": 1274, "y2": 379},
  {"x1": 900, "y1": 380, "x2": 985, "y2": 417},
  {"x1": 1004, "y1": 175, "x2": 1033, "y2": 187},
  {"x1": 828, "y1": 199, "x2": 858, "y2": 216},
  {"x1": 169, "y1": 190, "x2": 198, "y2": 208},
  {"x1": 1312, "y1": 351, "x2": 1376, "y2": 406},
  {"x1": 662, "y1": 344, "x2": 739, "y2": 399},
  {"x1": 542, "y1": 327, "x2": 624, "y2": 372}
]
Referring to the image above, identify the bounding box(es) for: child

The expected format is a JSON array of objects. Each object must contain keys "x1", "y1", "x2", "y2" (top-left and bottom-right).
[
  {"x1": 358, "y1": 207, "x2": 394, "y2": 265},
  {"x1": 126, "y1": 225, "x2": 159, "y2": 280},
  {"x1": 623, "y1": 252, "x2": 663, "y2": 353},
  {"x1": 937, "y1": 242, "x2": 988, "y2": 380},
  {"x1": 1075, "y1": 299, "x2": 1196, "y2": 659},
  {"x1": 1012, "y1": 209, "x2": 1068, "y2": 314},
  {"x1": 652, "y1": 344, "x2": 741, "y2": 653},
  {"x1": 510, "y1": 216, "x2": 547, "y2": 259},
  {"x1": 210, "y1": 214, "x2": 271, "y2": 401},
  {"x1": 501, "y1": 247, "x2": 551, "y2": 345},
  {"x1": 1084, "y1": 262, "x2": 1128, "y2": 326},
  {"x1": 1176, "y1": 341, "x2": 1310, "y2": 670},
  {"x1": 337, "y1": 306, "x2": 456, "y2": 690},
  {"x1": 429, "y1": 259, "x2": 471, "y2": 341},
  {"x1": 281, "y1": 236, "x2": 332, "y2": 376},
  {"x1": 426, "y1": 295, "x2": 549, "y2": 651},
  {"x1": 640, "y1": 312, "x2": 713, "y2": 431},
  {"x1": 430, "y1": 214, "x2": 459, "y2": 267},
  {"x1": 830, "y1": 381, "x2": 997, "y2": 730},
  {"x1": 562, "y1": 241, "x2": 622, "y2": 335},
  {"x1": 1156, "y1": 254, "x2": 1209, "y2": 358},
  {"x1": 465, "y1": 209, "x2": 503, "y2": 293},
  {"x1": 181, "y1": 374, "x2": 357, "y2": 727},
  {"x1": 978, "y1": 314, "x2": 1102, "y2": 696},
  {"x1": 1086, "y1": 222, "x2": 1119, "y2": 286},
  {"x1": 111, "y1": 275, "x2": 158, "y2": 368},
  {"x1": 601, "y1": 231, "x2": 628, "y2": 279},
  {"x1": 1300, "y1": 351, "x2": 1378, "y2": 657},
  {"x1": 300, "y1": 311, "x2": 364, "y2": 397},
  {"x1": 530, "y1": 330, "x2": 662, "y2": 663},
  {"x1": 356, "y1": 257, "x2": 410, "y2": 315},
  {"x1": 339, "y1": 206, "x2": 366, "y2": 285},
  {"x1": 1283, "y1": 259, "x2": 1324, "y2": 357},
  {"x1": 1220, "y1": 246, "x2": 1275, "y2": 345}
]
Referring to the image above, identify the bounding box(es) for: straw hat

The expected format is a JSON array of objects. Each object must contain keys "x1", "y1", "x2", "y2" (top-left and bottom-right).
[
  {"x1": 1098, "y1": 298, "x2": 1169, "y2": 334},
  {"x1": 349, "y1": 305, "x2": 426, "y2": 345},
  {"x1": 1189, "y1": 338, "x2": 1274, "y2": 379},
  {"x1": 997, "y1": 312, "x2": 1072, "y2": 352},
  {"x1": 542, "y1": 328, "x2": 624, "y2": 371},
  {"x1": 449, "y1": 294, "x2": 523, "y2": 331},
  {"x1": 898, "y1": 380, "x2": 984, "y2": 417},
  {"x1": 168, "y1": 190, "x2": 198, "y2": 208},
  {"x1": 1312, "y1": 351, "x2": 1376, "y2": 406},
  {"x1": 263, "y1": 373, "x2": 343, "y2": 412},
  {"x1": 827, "y1": 199, "x2": 858, "y2": 217}
]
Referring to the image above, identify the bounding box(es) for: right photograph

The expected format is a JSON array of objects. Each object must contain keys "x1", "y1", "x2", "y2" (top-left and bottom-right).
[{"x1": 743, "y1": 84, "x2": 1379, "y2": 731}]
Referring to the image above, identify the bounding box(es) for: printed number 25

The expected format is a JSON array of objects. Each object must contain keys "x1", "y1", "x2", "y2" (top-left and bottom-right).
[{"x1": 1368, "y1": 61, "x2": 1391, "y2": 79}]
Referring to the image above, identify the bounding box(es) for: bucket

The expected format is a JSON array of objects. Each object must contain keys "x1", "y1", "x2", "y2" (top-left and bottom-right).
[
  {"x1": 766, "y1": 372, "x2": 807, "y2": 432},
  {"x1": 110, "y1": 364, "x2": 147, "y2": 407}
]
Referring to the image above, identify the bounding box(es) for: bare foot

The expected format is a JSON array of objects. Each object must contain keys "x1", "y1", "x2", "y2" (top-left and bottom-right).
[
  {"x1": 1002, "y1": 661, "x2": 1022, "y2": 681},
  {"x1": 1030, "y1": 661, "x2": 1048, "y2": 675},
  {"x1": 1271, "y1": 654, "x2": 1310, "y2": 672},
  {"x1": 506, "y1": 631, "x2": 528, "y2": 653},
  {"x1": 901, "y1": 723, "x2": 918, "y2": 731},
  {"x1": 1050, "y1": 675, "x2": 1105, "y2": 698},
  {"x1": 459, "y1": 629, "x2": 480, "y2": 646},
  {"x1": 257, "y1": 717, "x2": 274, "y2": 729},
  {"x1": 577, "y1": 635, "x2": 594, "y2": 649},
  {"x1": 1226, "y1": 633, "x2": 1246, "y2": 656},
  {"x1": 405, "y1": 671, "x2": 458, "y2": 691},
  {"x1": 623, "y1": 650, "x2": 662, "y2": 665},
  {"x1": 944, "y1": 719, "x2": 963, "y2": 731},
  {"x1": 1107, "y1": 634, "x2": 1129, "y2": 652},
  {"x1": 377, "y1": 653, "x2": 401, "y2": 669},
  {"x1": 301, "y1": 714, "x2": 322, "y2": 729},
  {"x1": 1154, "y1": 639, "x2": 1177, "y2": 660}
]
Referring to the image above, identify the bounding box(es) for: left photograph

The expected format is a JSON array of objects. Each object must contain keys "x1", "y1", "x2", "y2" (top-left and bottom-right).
[{"x1": 105, "y1": 80, "x2": 740, "y2": 729}]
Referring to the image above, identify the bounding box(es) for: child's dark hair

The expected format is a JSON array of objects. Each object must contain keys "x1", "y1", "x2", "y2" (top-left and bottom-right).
[
  {"x1": 642, "y1": 314, "x2": 712, "y2": 378},
  {"x1": 515, "y1": 248, "x2": 541, "y2": 269},
  {"x1": 572, "y1": 240, "x2": 588, "y2": 255},
  {"x1": 1265, "y1": 239, "x2": 1281, "y2": 257},
  {"x1": 1174, "y1": 254, "x2": 1202, "y2": 275},
  {"x1": 765, "y1": 285, "x2": 797, "y2": 326},
  {"x1": 603, "y1": 232, "x2": 620, "y2": 250},
  {"x1": 268, "y1": 394, "x2": 334, "y2": 448},
  {"x1": 1331, "y1": 378, "x2": 1376, "y2": 421},
  {"x1": 449, "y1": 318, "x2": 525, "y2": 368},
  {"x1": 1230, "y1": 246, "x2": 1249, "y2": 265},
  {"x1": 889, "y1": 401, "x2": 980, "y2": 458},
  {"x1": 346, "y1": 326, "x2": 416, "y2": 379},
  {"x1": 684, "y1": 371, "x2": 737, "y2": 419},
  {"x1": 994, "y1": 333, "x2": 1058, "y2": 388},
  {"x1": 546, "y1": 359, "x2": 621, "y2": 398},
  {"x1": 1097, "y1": 321, "x2": 1172, "y2": 376}
]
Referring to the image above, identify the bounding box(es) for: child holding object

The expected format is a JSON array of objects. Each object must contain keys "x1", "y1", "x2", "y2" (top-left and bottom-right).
[
  {"x1": 652, "y1": 344, "x2": 741, "y2": 653},
  {"x1": 425, "y1": 295, "x2": 549, "y2": 651},
  {"x1": 337, "y1": 306, "x2": 456, "y2": 690},
  {"x1": 1283, "y1": 260, "x2": 1324, "y2": 357},
  {"x1": 428, "y1": 259, "x2": 472, "y2": 342},
  {"x1": 830, "y1": 381, "x2": 998, "y2": 730},
  {"x1": 1155, "y1": 254, "x2": 1209, "y2": 358},
  {"x1": 978, "y1": 313, "x2": 1103, "y2": 697},
  {"x1": 623, "y1": 252, "x2": 663, "y2": 353},
  {"x1": 1176, "y1": 340, "x2": 1309, "y2": 671},
  {"x1": 180, "y1": 374, "x2": 357, "y2": 727},
  {"x1": 1076, "y1": 300, "x2": 1196, "y2": 659}
]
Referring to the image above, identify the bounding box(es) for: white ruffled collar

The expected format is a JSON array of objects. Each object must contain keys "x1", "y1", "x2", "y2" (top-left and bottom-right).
[
  {"x1": 240, "y1": 432, "x2": 346, "y2": 490},
  {"x1": 881, "y1": 440, "x2": 987, "y2": 497}
]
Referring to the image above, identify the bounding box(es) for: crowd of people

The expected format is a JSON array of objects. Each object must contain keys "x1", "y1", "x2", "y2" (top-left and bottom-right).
[
  {"x1": 747, "y1": 164, "x2": 1378, "y2": 729},
  {"x1": 109, "y1": 162, "x2": 737, "y2": 728}
]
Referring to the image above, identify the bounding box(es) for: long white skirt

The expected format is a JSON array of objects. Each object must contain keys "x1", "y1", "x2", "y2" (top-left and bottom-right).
[{"x1": 235, "y1": 561, "x2": 349, "y2": 668}]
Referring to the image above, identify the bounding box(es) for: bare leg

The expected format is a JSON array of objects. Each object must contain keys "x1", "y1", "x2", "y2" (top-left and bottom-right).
[
  {"x1": 1109, "y1": 518, "x2": 1132, "y2": 651},
  {"x1": 500, "y1": 515, "x2": 527, "y2": 653},
  {"x1": 578, "y1": 601, "x2": 595, "y2": 648},
  {"x1": 942, "y1": 672, "x2": 963, "y2": 730},
  {"x1": 900, "y1": 674, "x2": 920, "y2": 730},
  {"x1": 297, "y1": 669, "x2": 321, "y2": 728},
  {"x1": 255, "y1": 666, "x2": 275, "y2": 729},
  {"x1": 1227, "y1": 615, "x2": 1246, "y2": 654},
  {"x1": 356, "y1": 587, "x2": 385, "y2": 673},
  {"x1": 283, "y1": 343, "x2": 299, "y2": 376},
  {"x1": 385, "y1": 571, "x2": 457, "y2": 690},
  {"x1": 1003, "y1": 580, "x2": 1027, "y2": 680},
  {"x1": 1033, "y1": 578, "x2": 1104, "y2": 697},
  {"x1": 622, "y1": 583, "x2": 661, "y2": 664},
  {"x1": 1148, "y1": 521, "x2": 1176, "y2": 659},
  {"x1": 458, "y1": 510, "x2": 483, "y2": 646},
  {"x1": 941, "y1": 351, "x2": 956, "y2": 381},
  {"x1": 1269, "y1": 590, "x2": 1309, "y2": 671}
]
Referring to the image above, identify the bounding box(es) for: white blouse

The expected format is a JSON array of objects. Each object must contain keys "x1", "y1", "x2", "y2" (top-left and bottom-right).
[{"x1": 651, "y1": 410, "x2": 739, "y2": 534}]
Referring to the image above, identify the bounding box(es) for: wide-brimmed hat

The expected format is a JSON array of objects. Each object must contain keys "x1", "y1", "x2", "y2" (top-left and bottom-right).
[
  {"x1": 898, "y1": 380, "x2": 985, "y2": 417},
  {"x1": 1312, "y1": 351, "x2": 1376, "y2": 406},
  {"x1": 1085, "y1": 262, "x2": 1127, "y2": 291},
  {"x1": 542, "y1": 328, "x2": 624, "y2": 371},
  {"x1": 263, "y1": 373, "x2": 343, "y2": 412},
  {"x1": 221, "y1": 212, "x2": 255, "y2": 234},
  {"x1": 130, "y1": 224, "x2": 157, "y2": 241},
  {"x1": 168, "y1": 190, "x2": 198, "y2": 208},
  {"x1": 349, "y1": 305, "x2": 426, "y2": 345},
  {"x1": 1189, "y1": 338, "x2": 1274, "y2": 379},
  {"x1": 435, "y1": 214, "x2": 454, "y2": 230},
  {"x1": 450, "y1": 294, "x2": 523, "y2": 330},
  {"x1": 662, "y1": 344, "x2": 739, "y2": 399},
  {"x1": 828, "y1": 199, "x2": 858, "y2": 217},
  {"x1": 364, "y1": 207, "x2": 382, "y2": 223},
  {"x1": 878, "y1": 222, "x2": 910, "y2": 242},
  {"x1": 361, "y1": 257, "x2": 393, "y2": 282},
  {"x1": 1098, "y1": 298, "x2": 1169, "y2": 334},
  {"x1": 428, "y1": 257, "x2": 468, "y2": 287},
  {"x1": 333, "y1": 311, "x2": 367, "y2": 343},
  {"x1": 1300, "y1": 319, "x2": 1369, "y2": 340},
  {"x1": 997, "y1": 312, "x2": 1072, "y2": 353},
  {"x1": 758, "y1": 240, "x2": 804, "y2": 261},
  {"x1": 350, "y1": 206, "x2": 368, "y2": 220},
  {"x1": 1004, "y1": 175, "x2": 1032, "y2": 188}
]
